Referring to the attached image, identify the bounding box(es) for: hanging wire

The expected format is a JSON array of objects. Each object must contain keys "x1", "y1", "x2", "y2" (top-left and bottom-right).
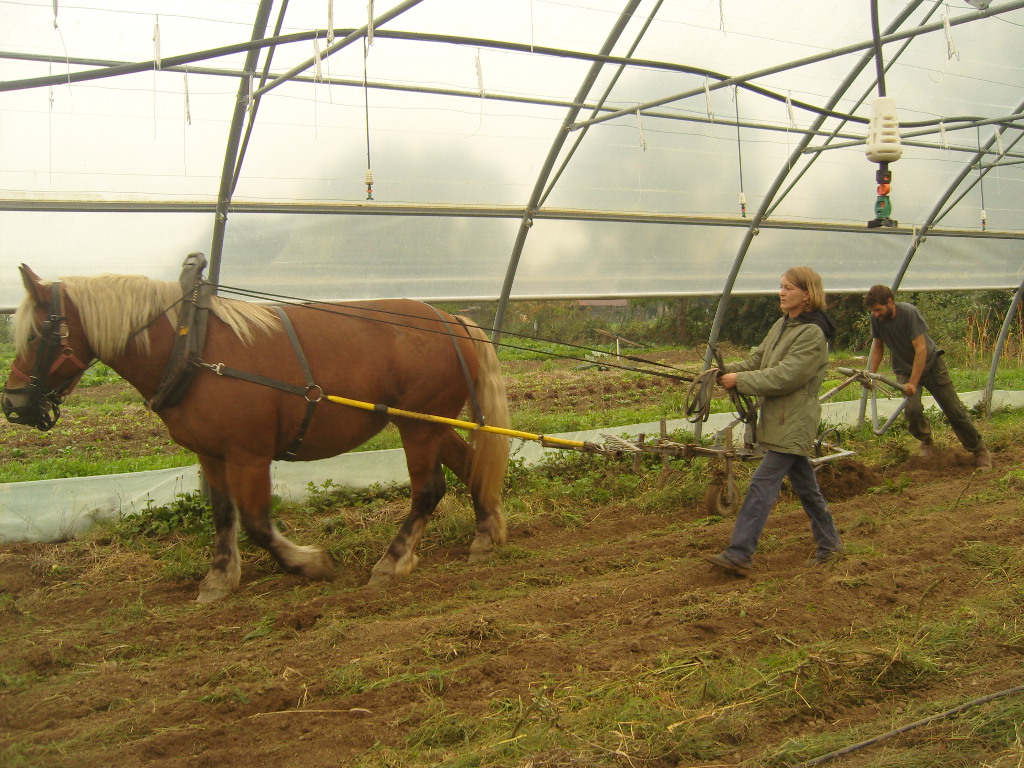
[
  {"x1": 978, "y1": 126, "x2": 987, "y2": 230},
  {"x1": 182, "y1": 67, "x2": 191, "y2": 176},
  {"x1": 868, "y1": 0, "x2": 896, "y2": 228},
  {"x1": 734, "y1": 86, "x2": 746, "y2": 217},
  {"x1": 870, "y1": 0, "x2": 886, "y2": 97},
  {"x1": 152, "y1": 15, "x2": 161, "y2": 137},
  {"x1": 363, "y1": 37, "x2": 374, "y2": 200}
]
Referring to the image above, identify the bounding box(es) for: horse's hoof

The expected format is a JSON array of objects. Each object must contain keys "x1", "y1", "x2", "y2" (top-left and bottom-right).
[
  {"x1": 196, "y1": 586, "x2": 232, "y2": 603},
  {"x1": 468, "y1": 534, "x2": 496, "y2": 563},
  {"x1": 302, "y1": 556, "x2": 336, "y2": 581},
  {"x1": 366, "y1": 570, "x2": 393, "y2": 586}
]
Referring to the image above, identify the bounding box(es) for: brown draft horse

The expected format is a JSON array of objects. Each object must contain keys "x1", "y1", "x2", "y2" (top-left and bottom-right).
[{"x1": 2, "y1": 265, "x2": 510, "y2": 602}]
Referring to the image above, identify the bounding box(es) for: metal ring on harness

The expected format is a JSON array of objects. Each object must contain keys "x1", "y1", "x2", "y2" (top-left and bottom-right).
[{"x1": 305, "y1": 384, "x2": 323, "y2": 403}]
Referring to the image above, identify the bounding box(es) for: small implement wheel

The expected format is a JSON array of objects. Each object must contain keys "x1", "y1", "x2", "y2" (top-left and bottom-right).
[{"x1": 703, "y1": 483, "x2": 736, "y2": 516}]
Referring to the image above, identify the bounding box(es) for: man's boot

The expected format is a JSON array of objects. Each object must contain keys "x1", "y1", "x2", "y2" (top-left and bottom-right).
[
  {"x1": 974, "y1": 445, "x2": 992, "y2": 471},
  {"x1": 918, "y1": 438, "x2": 935, "y2": 458}
]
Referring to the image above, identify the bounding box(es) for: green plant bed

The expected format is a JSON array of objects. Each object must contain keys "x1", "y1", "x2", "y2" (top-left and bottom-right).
[{"x1": 0, "y1": 451, "x2": 198, "y2": 484}]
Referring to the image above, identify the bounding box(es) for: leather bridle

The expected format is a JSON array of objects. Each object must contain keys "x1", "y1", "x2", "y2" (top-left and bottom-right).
[{"x1": 2, "y1": 282, "x2": 90, "y2": 431}]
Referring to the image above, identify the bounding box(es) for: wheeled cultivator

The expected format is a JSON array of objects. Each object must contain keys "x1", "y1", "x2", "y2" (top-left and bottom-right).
[
  {"x1": 497, "y1": 365, "x2": 911, "y2": 516},
  {"x1": 328, "y1": 363, "x2": 910, "y2": 518}
]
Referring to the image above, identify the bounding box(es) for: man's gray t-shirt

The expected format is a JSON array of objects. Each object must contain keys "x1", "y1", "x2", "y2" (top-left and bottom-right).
[{"x1": 871, "y1": 302, "x2": 939, "y2": 377}]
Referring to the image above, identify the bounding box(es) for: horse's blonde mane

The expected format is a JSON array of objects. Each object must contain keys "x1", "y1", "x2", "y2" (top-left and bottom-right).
[{"x1": 16, "y1": 274, "x2": 280, "y2": 360}]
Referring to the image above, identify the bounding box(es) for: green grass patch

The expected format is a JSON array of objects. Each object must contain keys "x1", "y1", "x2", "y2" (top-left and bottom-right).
[{"x1": 0, "y1": 451, "x2": 197, "y2": 484}]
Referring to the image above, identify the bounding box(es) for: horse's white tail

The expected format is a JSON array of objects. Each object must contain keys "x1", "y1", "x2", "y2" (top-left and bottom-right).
[{"x1": 459, "y1": 318, "x2": 510, "y2": 517}]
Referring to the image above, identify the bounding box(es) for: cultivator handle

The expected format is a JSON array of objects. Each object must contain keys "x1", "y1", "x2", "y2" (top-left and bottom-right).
[
  {"x1": 834, "y1": 367, "x2": 904, "y2": 393},
  {"x1": 831, "y1": 367, "x2": 909, "y2": 436}
]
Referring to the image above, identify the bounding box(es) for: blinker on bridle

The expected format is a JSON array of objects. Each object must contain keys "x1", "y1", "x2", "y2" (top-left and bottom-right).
[{"x1": 2, "y1": 281, "x2": 90, "y2": 431}]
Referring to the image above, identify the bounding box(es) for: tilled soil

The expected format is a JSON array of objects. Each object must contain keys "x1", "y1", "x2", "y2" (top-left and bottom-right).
[{"x1": 2, "y1": 352, "x2": 1022, "y2": 767}]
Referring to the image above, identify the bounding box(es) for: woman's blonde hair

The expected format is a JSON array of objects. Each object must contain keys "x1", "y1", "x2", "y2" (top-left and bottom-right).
[{"x1": 783, "y1": 266, "x2": 827, "y2": 311}]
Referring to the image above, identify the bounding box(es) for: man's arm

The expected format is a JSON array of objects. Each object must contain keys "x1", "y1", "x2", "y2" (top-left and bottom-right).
[
  {"x1": 904, "y1": 333, "x2": 928, "y2": 396},
  {"x1": 867, "y1": 337, "x2": 885, "y2": 374}
]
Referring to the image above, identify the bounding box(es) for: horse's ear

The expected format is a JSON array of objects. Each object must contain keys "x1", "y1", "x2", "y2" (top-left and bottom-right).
[{"x1": 19, "y1": 264, "x2": 50, "y2": 305}]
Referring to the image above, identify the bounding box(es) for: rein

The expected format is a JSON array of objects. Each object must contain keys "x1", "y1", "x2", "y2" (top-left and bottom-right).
[
  {"x1": 213, "y1": 285, "x2": 761, "y2": 426},
  {"x1": 216, "y1": 285, "x2": 703, "y2": 384}
]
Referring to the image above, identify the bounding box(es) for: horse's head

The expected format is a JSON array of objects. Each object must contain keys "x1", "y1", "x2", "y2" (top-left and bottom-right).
[{"x1": 2, "y1": 265, "x2": 94, "y2": 431}]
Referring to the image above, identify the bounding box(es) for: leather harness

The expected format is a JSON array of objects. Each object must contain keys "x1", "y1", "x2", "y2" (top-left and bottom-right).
[{"x1": 151, "y1": 254, "x2": 482, "y2": 462}]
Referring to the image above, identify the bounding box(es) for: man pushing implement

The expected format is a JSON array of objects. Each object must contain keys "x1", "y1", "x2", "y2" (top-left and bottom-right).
[{"x1": 864, "y1": 284, "x2": 991, "y2": 471}]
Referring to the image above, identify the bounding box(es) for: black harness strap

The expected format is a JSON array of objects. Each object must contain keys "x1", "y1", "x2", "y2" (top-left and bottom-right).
[
  {"x1": 273, "y1": 307, "x2": 319, "y2": 461},
  {"x1": 149, "y1": 253, "x2": 212, "y2": 411},
  {"x1": 432, "y1": 308, "x2": 483, "y2": 426},
  {"x1": 193, "y1": 306, "x2": 321, "y2": 462}
]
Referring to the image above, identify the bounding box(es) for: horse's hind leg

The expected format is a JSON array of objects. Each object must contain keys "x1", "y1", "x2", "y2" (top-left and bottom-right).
[
  {"x1": 439, "y1": 428, "x2": 506, "y2": 563},
  {"x1": 369, "y1": 426, "x2": 446, "y2": 585},
  {"x1": 227, "y1": 460, "x2": 335, "y2": 582},
  {"x1": 196, "y1": 456, "x2": 241, "y2": 603}
]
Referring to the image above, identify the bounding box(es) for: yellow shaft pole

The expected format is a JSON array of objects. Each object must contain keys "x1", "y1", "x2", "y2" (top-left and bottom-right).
[{"x1": 324, "y1": 394, "x2": 588, "y2": 449}]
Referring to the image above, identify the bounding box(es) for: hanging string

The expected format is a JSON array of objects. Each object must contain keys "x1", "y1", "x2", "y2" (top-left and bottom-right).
[
  {"x1": 635, "y1": 107, "x2": 648, "y2": 152},
  {"x1": 942, "y1": 10, "x2": 960, "y2": 61},
  {"x1": 324, "y1": 1, "x2": 333, "y2": 99},
  {"x1": 47, "y1": 60, "x2": 54, "y2": 180},
  {"x1": 475, "y1": 48, "x2": 484, "y2": 98},
  {"x1": 785, "y1": 91, "x2": 795, "y2": 168},
  {"x1": 733, "y1": 86, "x2": 746, "y2": 217},
  {"x1": 183, "y1": 68, "x2": 191, "y2": 125},
  {"x1": 939, "y1": 121, "x2": 949, "y2": 150},
  {"x1": 311, "y1": 36, "x2": 321, "y2": 138},
  {"x1": 50, "y1": 0, "x2": 71, "y2": 90},
  {"x1": 152, "y1": 15, "x2": 161, "y2": 137},
  {"x1": 719, "y1": 0, "x2": 726, "y2": 33},
  {"x1": 463, "y1": 47, "x2": 485, "y2": 137},
  {"x1": 153, "y1": 15, "x2": 161, "y2": 71},
  {"x1": 367, "y1": 0, "x2": 375, "y2": 46},
  {"x1": 182, "y1": 67, "x2": 191, "y2": 177},
  {"x1": 977, "y1": 126, "x2": 986, "y2": 231},
  {"x1": 532, "y1": 0, "x2": 540, "y2": 52},
  {"x1": 363, "y1": 37, "x2": 374, "y2": 200},
  {"x1": 703, "y1": 77, "x2": 714, "y2": 123}
]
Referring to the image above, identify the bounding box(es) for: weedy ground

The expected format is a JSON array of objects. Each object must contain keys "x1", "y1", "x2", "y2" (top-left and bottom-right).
[{"x1": 2, "y1": 349, "x2": 1024, "y2": 767}]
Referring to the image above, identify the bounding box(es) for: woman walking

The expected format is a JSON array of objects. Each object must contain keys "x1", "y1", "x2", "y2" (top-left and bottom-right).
[{"x1": 706, "y1": 266, "x2": 842, "y2": 576}]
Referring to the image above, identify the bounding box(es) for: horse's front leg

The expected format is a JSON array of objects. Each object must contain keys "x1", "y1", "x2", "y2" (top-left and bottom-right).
[
  {"x1": 368, "y1": 427, "x2": 446, "y2": 585},
  {"x1": 227, "y1": 459, "x2": 336, "y2": 582},
  {"x1": 196, "y1": 456, "x2": 241, "y2": 603}
]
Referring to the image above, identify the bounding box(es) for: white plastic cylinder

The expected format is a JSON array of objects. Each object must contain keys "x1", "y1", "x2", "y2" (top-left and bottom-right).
[{"x1": 865, "y1": 96, "x2": 903, "y2": 163}]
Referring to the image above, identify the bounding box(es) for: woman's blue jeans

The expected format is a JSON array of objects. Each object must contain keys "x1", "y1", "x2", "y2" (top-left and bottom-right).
[{"x1": 724, "y1": 449, "x2": 841, "y2": 563}]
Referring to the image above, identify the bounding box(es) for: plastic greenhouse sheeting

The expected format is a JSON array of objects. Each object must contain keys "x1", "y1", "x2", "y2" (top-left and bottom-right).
[
  {"x1": 4, "y1": 388, "x2": 1024, "y2": 545},
  {"x1": 2, "y1": 1, "x2": 1024, "y2": 312}
]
